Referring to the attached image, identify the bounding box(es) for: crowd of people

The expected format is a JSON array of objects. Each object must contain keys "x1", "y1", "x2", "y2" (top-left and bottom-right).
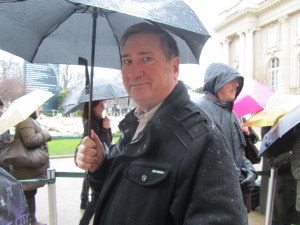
[{"x1": 1, "y1": 22, "x2": 300, "y2": 225}]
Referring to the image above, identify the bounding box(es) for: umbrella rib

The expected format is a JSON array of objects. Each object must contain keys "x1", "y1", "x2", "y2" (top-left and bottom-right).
[
  {"x1": 100, "y1": 9, "x2": 122, "y2": 64},
  {"x1": 109, "y1": 82, "x2": 118, "y2": 99}
]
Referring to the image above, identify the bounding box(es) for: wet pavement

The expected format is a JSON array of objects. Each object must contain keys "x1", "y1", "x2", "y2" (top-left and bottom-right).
[{"x1": 35, "y1": 157, "x2": 265, "y2": 225}]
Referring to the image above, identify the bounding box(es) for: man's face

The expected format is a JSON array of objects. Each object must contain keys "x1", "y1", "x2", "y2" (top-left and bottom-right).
[
  {"x1": 217, "y1": 80, "x2": 239, "y2": 102},
  {"x1": 121, "y1": 33, "x2": 179, "y2": 112}
]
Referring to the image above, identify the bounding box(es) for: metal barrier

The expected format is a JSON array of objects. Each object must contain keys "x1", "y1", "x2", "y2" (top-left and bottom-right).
[
  {"x1": 264, "y1": 168, "x2": 277, "y2": 225},
  {"x1": 18, "y1": 168, "x2": 277, "y2": 225},
  {"x1": 51, "y1": 135, "x2": 121, "y2": 140},
  {"x1": 47, "y1": 169, "x2": 86, "y2": 225}
]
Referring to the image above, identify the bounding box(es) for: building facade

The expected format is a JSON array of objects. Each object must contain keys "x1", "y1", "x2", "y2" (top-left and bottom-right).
[
  {"x1": 24, "y1": 62, "x2": 59, "y2": 113},
  {"x1": 214, "y1": 0, "x2": 300, "y2": 94}
]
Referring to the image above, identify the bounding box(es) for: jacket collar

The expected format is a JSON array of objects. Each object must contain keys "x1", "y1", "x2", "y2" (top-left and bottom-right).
[{"x1": 204, "y1": 92, "x2": 233, "y2": 112}]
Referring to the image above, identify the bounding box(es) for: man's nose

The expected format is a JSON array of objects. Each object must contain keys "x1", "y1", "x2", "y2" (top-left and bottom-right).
[
  {"x1": 233, "y1": 80, "x2": 239, "y2": 87},
  {"x1": 127, "y1": 62, "x2": 143, "y2": 78}
]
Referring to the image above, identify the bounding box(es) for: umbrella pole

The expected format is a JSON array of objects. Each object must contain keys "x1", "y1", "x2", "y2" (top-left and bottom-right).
[
  {"x1": 88, "y1": 8, "x2": 98, "y2": 137},
  {"x1": 264, "y1": 167, "x2": 277, "y2": 225}
]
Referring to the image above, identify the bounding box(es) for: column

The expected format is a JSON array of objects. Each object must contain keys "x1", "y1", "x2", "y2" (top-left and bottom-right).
[
  {"x1": 278, "y1": 15, "x2": 290, "y2": 92},
  {"x1": 245, "y1": 28, "x2": 254, "y2": 78},
  {"x1": 237, "y1": 31, "x2": 245, "y2": 76},
  {"x1": 221, "y1": 37, "x2": 231, "y2": 64}
]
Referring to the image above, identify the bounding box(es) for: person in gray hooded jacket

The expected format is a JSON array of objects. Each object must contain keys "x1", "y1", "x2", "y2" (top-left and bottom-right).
[{"x1": 196, "y1": 62, "x2": 257, "y2": 212}]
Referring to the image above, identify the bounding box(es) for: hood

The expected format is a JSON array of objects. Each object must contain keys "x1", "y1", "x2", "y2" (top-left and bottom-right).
[{"x1": 203, "y1": 63, "x2": 244, "y2": 100}]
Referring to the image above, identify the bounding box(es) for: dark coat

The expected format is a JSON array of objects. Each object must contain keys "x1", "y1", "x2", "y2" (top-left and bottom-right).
[
  {"x1": 260, "y1": 125, "x2": 300, "y2": 224},
  {"x1": 10, "y1": 117, "x2": 51, "y2": 191},
  {"x1": 291, "y1": 125, "x2": 300, "y2": 216},
  {"x1": 89, "y1": 81, "x2": 248, "y2": 225},
  {"x1": 196, "y1": 63, "x2": 255, "y2": 178},
  {"x1": 0, "y1": 130, "x2": 10, "y2": 152},
  {"x1": 269, "y1": 151, "x2": 300, "y2": 224},
  {"x1": 83, "y1": 116, "x2": 112, "y2": 148},
  {"x1": 0, "y1": 128, "x2": 11, "y2": 171}
]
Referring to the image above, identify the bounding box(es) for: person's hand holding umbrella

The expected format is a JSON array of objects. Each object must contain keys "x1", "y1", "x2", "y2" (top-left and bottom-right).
[{"x1": 76, "y1": 130, "x2": 105, "y2": 172}]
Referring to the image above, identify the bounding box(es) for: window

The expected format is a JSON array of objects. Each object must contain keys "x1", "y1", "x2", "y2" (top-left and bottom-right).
[{"x1": 268, "y1": 57, "x2": 279, "y2": 89}]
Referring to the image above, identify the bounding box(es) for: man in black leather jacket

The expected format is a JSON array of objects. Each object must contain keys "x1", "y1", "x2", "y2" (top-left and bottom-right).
[
  {"x1": 76, "y1": 23, "x2": 248, "y2": 224},
  {"x1": 196, "y1": 62, "x2": 257, "y2": 212}
]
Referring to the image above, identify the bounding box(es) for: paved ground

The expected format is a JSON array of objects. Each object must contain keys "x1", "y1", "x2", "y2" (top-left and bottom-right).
[{"x1": 35, "y1": 157, "x2": 265, "y2": 225}]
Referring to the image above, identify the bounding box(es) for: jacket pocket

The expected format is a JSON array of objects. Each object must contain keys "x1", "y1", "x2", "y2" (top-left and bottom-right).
[
  {"x1": 106, "y1": 162, "x2": 172, "y2": 224},
  {"x1": 125, "y1": 162, "x2": 170, "y2": 187}
]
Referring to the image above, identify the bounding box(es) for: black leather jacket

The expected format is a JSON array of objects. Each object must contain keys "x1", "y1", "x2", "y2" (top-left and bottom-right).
[{"x1": 89, "y1": 81, "x2": 247, "y2": 225}]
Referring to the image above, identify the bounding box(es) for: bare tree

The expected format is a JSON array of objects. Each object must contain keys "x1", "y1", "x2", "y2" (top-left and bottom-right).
[
  {"x1": 70, "y1": 69, "x2": 85, "y2": 88},
  {"x1": 0, "y1": 77, "x2": 26, "y2": 103},
  {"x1": 59, "y1": 64, "x2": 85, "y2": 91},
  {"x1": 0, "y1": 55, "x2": 25, "y2": 103},
  {"x1": 0, "y1": 55, "x2": 23, "y2": 79},
  {"x1": 59, "y1": 64, "x2": 71, "y2": 92}
]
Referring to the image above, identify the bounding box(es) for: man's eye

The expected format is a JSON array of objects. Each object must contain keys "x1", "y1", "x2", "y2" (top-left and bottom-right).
[
  {"x1": 122, "y1": 59, "x2": 131, "y2": 64},
  {"x1": 143, "y1": 57, "x2": 151, "y2": 61}
]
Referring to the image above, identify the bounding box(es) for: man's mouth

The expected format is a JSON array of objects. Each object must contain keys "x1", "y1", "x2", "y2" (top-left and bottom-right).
[{"x1": 130, "y1": 82, "x2": 151, "y2": 89}]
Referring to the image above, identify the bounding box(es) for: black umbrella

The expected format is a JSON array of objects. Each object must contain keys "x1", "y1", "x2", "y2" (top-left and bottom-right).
[
  {"x1": 62, "y1": 78, "x2": 128, "y2": 114},
  {"x1": 0, "y1": 0, "x2": 209, "y2": 68},
  {"x1": 259, "y1": 104, "x2": 300, "y2": 158},
  {"x1": 0, "y1": 0, "x2": 210, "y2": 135}
]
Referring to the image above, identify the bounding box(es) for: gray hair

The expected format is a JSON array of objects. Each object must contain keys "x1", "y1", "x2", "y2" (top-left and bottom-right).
[{"x1": 120, "y1": 22, "x2": 179, "y2": 61}]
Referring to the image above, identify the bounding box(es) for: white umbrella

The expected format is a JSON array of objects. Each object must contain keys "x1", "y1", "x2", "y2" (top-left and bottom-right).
[{"x1": 0, "y1": 90, "x2": 54, "y2": 135}]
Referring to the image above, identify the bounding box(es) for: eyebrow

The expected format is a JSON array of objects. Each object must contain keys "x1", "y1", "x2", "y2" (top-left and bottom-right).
[{"x1": 121, "y1": 51, "x2": 153, "y2": 59}]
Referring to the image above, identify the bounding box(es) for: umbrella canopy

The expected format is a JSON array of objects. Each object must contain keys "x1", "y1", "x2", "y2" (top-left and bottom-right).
[
  {"x1": 0, "y1": 0, "x2": 209, "y2": 136},
  {"x1": 244, "y1": 93, "x2": 300, "y2": 127},
  {"x1": 233, "y1": 78, "x2": 274, "y2": 118},
  {"x1": 0, "y1": 0, "x2": 210, "y2": 69},
  {"x1": 0, "y1": 90, "x2": 54, "y2": 135},
  {"x1": 259, "y1": 104, "x2": 300, "y2": 158},
  {"x1": 62, "y1": 78, "x2": 128, "y2": 114}
]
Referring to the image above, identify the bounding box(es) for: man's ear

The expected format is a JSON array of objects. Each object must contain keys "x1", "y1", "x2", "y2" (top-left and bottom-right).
[{"x1": 172, "y1": 56, "x2": 180, "y2": 80}]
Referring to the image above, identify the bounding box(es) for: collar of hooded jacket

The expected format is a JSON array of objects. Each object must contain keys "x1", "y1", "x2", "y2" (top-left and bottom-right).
[{"x1": 203, "y1": 63, "x2": 244, "y2": 112}]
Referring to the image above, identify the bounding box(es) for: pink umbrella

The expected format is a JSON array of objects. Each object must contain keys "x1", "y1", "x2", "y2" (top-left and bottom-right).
[{"x1": 233, "y1": 78, "x2": 274, "y2": 117}]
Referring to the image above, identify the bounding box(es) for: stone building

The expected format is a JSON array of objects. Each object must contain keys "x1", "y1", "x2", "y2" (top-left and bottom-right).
[{"x1": 214, "y1": 0, "x2": 300, "y2": 94}]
